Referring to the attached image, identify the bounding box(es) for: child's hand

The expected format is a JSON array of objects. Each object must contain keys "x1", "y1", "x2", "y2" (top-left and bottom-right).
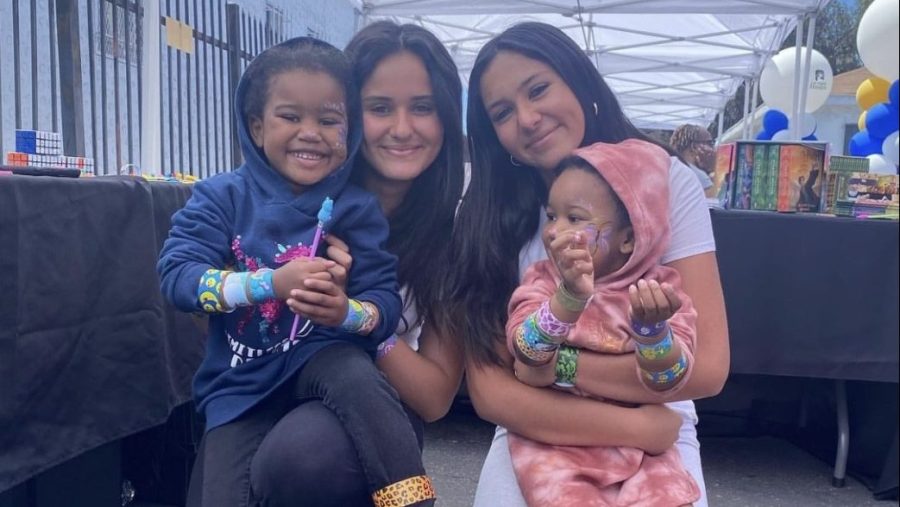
[
  {"x1": 324, "y1": 234, "x2": 352, "y2": 291},
  {"x1": 272, "y1": 257, "x2": 335, "y2": 301},
  {"x1": 548, "y1": 230, "x2": 594, "y2": 299},
  {"x1": 286, "y1": 278, "x2": 349, "y2": 328},
  {"x1": 628, "y1": 279, "x2": 682, "y2": 325}
]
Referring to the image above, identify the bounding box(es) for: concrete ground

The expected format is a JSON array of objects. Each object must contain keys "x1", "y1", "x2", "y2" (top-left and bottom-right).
[{"x1": 423, "y1": 406, "x2": 896, "y2": 507}]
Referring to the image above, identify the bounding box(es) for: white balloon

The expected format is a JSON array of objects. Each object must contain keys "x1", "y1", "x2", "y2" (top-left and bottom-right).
[
  {"x1": 759, "y1": 47, "x2": 834, "y2": 114},
  {"x1": 882, "y1": 131, "x2": 900, "y2": 166},
  {"x1": 867, "y1": 154, "x2": 897, "y2": 175},
  {"x1": 771, "y1": 129, "x2": 793, "y2": 141},
  {"x1": 857, "y1": 0, "x2": 900, "y2": 81},
  {"x1": 797, "y1": 113, "x2": 817, "y2": 137}
]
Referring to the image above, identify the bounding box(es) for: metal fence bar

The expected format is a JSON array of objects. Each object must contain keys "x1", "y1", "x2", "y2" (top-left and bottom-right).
[
  {"x1": 87, "y1": 0, "x2": 99, "y2": 167},
  {"x1": 184, "y1": 0, "x2": 193, "y2": 176},
  {"x1": 49, "y1": 0, "x2": 59, "y2": 132},
  {"x1": 175, "y1": 0, "x2": 184, "y2": 174},
  {"x1": 112, "y1": 0, "x2": 122, "y2": 170},
  {"x1": 136, "y1": 0, "x2": 143, "y2": 157},
  {"x1": 100, "y1": 0, "x2": 109, "y2": 173},
  {"x1": 124, "y1": 0, "x2": 134, "y2": 165},
  {"x1": 13, "y1": 0, "x2": 22, "y2": 127},
  {"x1": 30, "y1": 0, "x2": 38, "y2": 128},
  {"x1": 165, "y1": 0, "x2": 174, "y2": 174}
]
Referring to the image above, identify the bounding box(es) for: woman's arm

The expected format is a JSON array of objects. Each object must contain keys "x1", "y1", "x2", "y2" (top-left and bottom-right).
[
  {"x1": 568, "y1": 252, "x2": 729, "y2": 403},
  {"x1": 377, "y1": 323, "x2": 464, "y2": 422},
  {"x1": 466, "y1": 340, "x2": 682, "y2": 455}
]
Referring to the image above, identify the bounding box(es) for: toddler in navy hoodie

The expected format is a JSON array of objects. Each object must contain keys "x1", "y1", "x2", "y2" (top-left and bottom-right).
[{"x1": 158, "y1": 37, "x2": 434, "y2": 506}]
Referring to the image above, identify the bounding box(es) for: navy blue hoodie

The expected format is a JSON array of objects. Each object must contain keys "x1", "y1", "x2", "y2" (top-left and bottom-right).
[{"x1": 157, "y1": 43, "x2": 400, "y2": 431}]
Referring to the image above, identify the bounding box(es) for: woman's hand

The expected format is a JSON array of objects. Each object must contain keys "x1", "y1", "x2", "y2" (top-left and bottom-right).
[
  {"x1": 635, "y1": 403, "x2": 681, "y2": 455},
  {"x1": 286, "y1": 276, "x2": 349, "y2": 327},
  {"x1": 629, "y1": 279, "x2": 682, "y2": 325},
  {"x1": 548, "y1": 230, "x2": 594, "y2": 299},
  {"x1": 324, "y1": 234, "x2": 352, "y2": 291}
]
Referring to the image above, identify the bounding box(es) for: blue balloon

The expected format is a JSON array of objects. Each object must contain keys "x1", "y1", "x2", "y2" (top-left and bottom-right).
[
  {"x1": 802, "y1": 134, "x2": 818, "y2": 141},
  {"x1": 848, "y1": 130, "x2": 883, "y2": 156},
  {"x1": 756, "y1": 130, "x2": 773, "y2": 140},
  {"x1": 866, "y1": 103, "x2": 900, "y2": 139},
  {"x1": 890, "y1": 80, "x2": 899, "y2": 107},
  {"x1": 762, "y1": 109, "x2": 789, "y2": 136}
]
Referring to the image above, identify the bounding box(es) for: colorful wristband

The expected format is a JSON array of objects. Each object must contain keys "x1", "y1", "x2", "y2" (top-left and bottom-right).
[
  {"x1": 342, "y1": 299, "x2": 379, "y2": 335},
  {"x1": 631, "y1": 319, "x2": 667, "y2": 338},
  {"x1": 635, "y1": 328, "x2": 674, "y2": 360},
  {"x1": 641, "y1": 353, "x2": 688, "y2": 385},
  {"x1": 246, "y1": 268, "x2": 275, "y2": 303},
  {"x1": 514, "y1": 326, "x2": 557, "y2": 365},
  {"x1": 536, "y1": 301, "x2": 573, "y2": 339},
  {"x1": 555, "y1": 282, "x2": 591, "y2": 312},
  {"x1": 198, "y1": 269, "x2": 229, "y2": 313},
  {"x1": 554, "y1": 345, "x2": 580, "y2": 388}
]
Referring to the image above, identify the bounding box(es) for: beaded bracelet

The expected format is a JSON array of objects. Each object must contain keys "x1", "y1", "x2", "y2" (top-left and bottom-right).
[
  {"x1": 641, "y1": 353, "x2": 688, "y2": 386},
  {"x1": 554, "y1": 345, "x2": 580, "y2": 388},
  {"x1": 555, "y1": 282, "x2": 591, "y2": 313},
  {"x1": 634, "y1": 328, "x2": 674, "y2": 361}
]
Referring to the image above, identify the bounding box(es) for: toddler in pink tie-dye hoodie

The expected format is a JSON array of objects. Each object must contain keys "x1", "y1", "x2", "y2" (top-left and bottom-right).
[{"x1": 507, "y1": 139, "x2": 701, "y2": 507}]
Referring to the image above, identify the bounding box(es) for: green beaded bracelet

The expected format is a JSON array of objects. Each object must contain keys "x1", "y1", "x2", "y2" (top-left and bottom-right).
[{"x1": 554, "y1": 345, "x2": 580, "y2": 387}]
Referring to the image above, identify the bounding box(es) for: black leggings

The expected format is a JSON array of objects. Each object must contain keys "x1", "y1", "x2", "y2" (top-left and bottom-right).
[{"x1": 186, "y1": 343, "x2": 426, "y2": 507}]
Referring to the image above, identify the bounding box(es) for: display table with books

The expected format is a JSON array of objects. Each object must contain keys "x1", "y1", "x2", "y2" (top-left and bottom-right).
[{"x1": 710, "y1": 208, "x2": 898, "y2": 493}]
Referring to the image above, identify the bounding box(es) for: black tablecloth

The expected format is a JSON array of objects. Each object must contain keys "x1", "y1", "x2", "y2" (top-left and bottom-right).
[
  {"x1": 0, "y1": 176, "x2": 204, "y2": 492},
  {"x1": 711, "y1": 209, "x2": 899, "y2": 383}
]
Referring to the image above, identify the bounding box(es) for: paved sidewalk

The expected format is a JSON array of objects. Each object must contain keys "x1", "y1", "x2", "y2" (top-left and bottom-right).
[{"x1": 423, "y1": 406, "x2": 893, "y2": 507}]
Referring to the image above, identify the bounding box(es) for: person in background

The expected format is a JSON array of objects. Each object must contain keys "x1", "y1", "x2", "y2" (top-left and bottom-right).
[{"x1": 670, "y1": 124, "x2": 717, "y2": 199}]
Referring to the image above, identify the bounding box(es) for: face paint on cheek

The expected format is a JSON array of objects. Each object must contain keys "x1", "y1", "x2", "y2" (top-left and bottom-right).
[
  {"x1": 597, "y1": 225, "x2": 613, "y2": 255},
  {"x1": 331, "y1": 123, "x2": 348, "y2": 160}
]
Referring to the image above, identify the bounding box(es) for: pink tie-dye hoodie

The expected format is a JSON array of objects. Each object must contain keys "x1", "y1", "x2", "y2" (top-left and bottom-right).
[{"x1": 506, "y1": 139, "x2": 700, "y2": 507}]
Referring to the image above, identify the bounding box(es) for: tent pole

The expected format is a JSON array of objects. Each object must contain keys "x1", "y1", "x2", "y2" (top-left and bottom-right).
[
  {"x1": 140, "y1": 0, "x2": 162, "y2": 174},
  {"x1": 791, "y1": 15, "x2": 805, "y2": 139},
  {"x1": 797, "y1": 14, "x2": 817, "y2": 139},
  {"x1": 717, "y1": 110, "x2": 725, "y2": 144},
  {"x1": 742, "y1": 79, "x2": 751, "y2": 140},
  {"x1": 750, "y1": 78, "x2": 759, "y2": 136}
]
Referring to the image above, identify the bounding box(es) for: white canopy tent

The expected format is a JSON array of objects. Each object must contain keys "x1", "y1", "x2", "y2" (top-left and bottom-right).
[{"x1": 349, "y1": 0, "x2": 831, "y2": 131}]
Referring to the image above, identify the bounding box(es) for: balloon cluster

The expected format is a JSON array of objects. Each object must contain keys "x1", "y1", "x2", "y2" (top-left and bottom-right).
[
  {"x1": 756, "y1": 109, "x2": 817, "y2": 141},
  {"x1": 848, "y1": 79, "x2": 899, "y2": 171},
  {"x1": 847, "y1": 0, "x2": 899, "y2": 174},
  {"x1": 756, "y1": 46, "x2": 832, "y2": 142}
]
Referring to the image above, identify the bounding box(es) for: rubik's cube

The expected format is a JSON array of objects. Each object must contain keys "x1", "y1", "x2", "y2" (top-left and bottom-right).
[
  {"x1": 6, "y1": 129, "x2": 94, "y2": 175},
  {"x1": 15, "y1": 129, "x2": 62, "y2": 156}
]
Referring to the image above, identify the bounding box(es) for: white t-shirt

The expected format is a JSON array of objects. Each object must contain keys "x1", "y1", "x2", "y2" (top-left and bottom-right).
[{"x1": 396, "y1": 286, "x2": 422, "y2": 351}]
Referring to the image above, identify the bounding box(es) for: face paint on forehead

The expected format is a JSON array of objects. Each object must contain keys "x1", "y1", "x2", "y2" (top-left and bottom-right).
[{"x1": 322, "y1": 102, "x2": 346, "y2": 116}]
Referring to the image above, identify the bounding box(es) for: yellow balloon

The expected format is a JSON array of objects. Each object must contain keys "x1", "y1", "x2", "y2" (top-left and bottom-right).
[
  {"x1": 856, "y1": 77, "x2": 891, "y2": 110},
  {"x1": 858, "y1": 110, "x2": 868, "y2": 131}
]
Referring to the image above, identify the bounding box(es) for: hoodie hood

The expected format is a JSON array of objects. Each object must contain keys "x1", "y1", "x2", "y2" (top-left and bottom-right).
[
  {"x1": 572, "y1": 139, "x2": 671, "y2": 290},
  {"x1": 508, "y1": 139, "x2": 697, "y2": 382},
  {"x1": 233, "y1": 37, "x2": 363, "y2": 215}
]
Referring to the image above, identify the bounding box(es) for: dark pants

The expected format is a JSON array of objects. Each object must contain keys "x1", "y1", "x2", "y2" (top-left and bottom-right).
[{"x1": 186, "y1": 343, "x2": 427, "y2": 507}]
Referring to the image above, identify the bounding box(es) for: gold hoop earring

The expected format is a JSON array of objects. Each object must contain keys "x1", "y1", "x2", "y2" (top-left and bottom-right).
[{"x1": 510, "y1": 155, "x2": 522, "y2": 167}]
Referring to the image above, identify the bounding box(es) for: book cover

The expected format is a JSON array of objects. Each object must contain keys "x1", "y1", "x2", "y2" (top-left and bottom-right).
[
  {"x1": 712, "y1": 143, "x2": 735, "y2": 209},
  {"x1": 835, "y1": 173, "x2": 899, "y2": 218},
  {"x1": 750, "y1": 144, "x2": 768, "y2": 210},
  {"x1": 776, "y1": 143, "x2": 826, "y2": 212},
  {"x1": 765, "y1": 143, "x2": 781, "y2": 210},
  {"x1": 822, "y1": 155, "x2": 870, "y2": 214},
  {"x1": 732, "y1": 143, "x2": 754, "y2": 210}
]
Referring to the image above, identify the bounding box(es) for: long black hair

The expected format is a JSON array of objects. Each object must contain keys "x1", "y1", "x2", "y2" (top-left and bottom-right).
[
  {"x1": 449, "y1": 22, "x2": 675, "y2": 365},
  {"x1": 345, "y1": 21, "x2": 465, "y2": 329}
]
